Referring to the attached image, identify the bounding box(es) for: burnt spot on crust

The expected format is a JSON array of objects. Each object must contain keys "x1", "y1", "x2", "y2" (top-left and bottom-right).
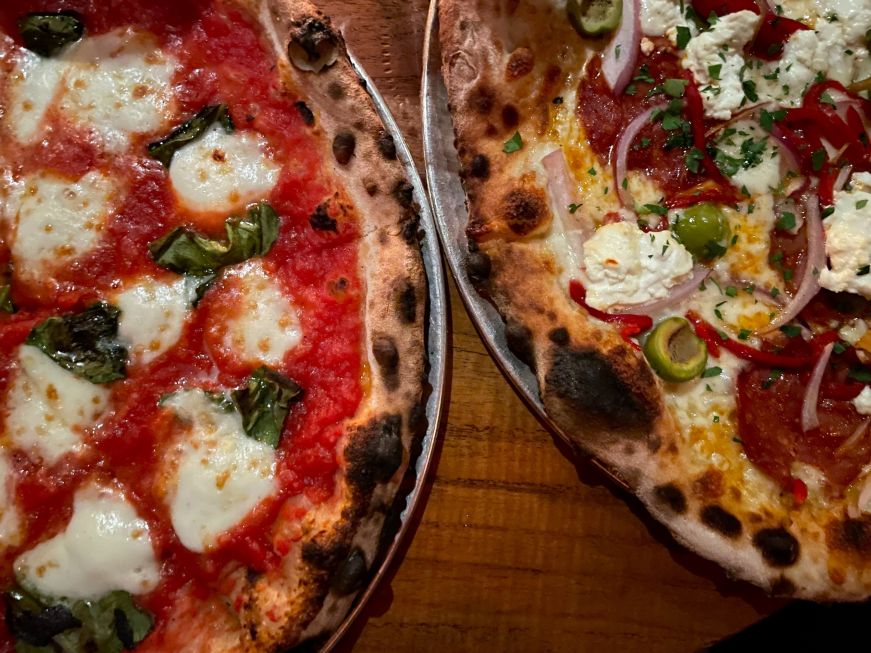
[
  {"x1": 753, "y1": 528, "x2": 799, "y2": 567},
  {"x1": 466, "y1": 246, "x2": 491, "y2": 284},
  {"x1": 332, "y1": 131, "x2": 356, "y2": 165},
  {"x1": 701, "y1": 505, "x2": 742, "y2": 539},
  {"x1": 506, "y1": 47, "x2": 534, "y2": 80},
  {"x1": 401, "y1": 213, "x2": 421, "y2": 245},
  {"x1": 653, "y1": 483, "x2": 687, "y2": 515},
  {"x1": 468, "y1": 85, "x2": 495, "y2": 115},
  {"x1": 469, "y1": 154, "x2": 490, "y2": 179},
  {"x1": 692, "y1": 469, "x2": 724, "y2": 500},
  {"x1": 328, "y1": 81, "x2": 345, "y2": 101},
  {"x1": 544, "y1": 348, "x2": 651, "y2": 429},
  {"x1": 505, "y1": 320, "x2": 535, "y2": 370},
  {"x1": 346, "y1": 415, "x2": 404, "y2": 494},
  {"x1": 393, "y1": 180, "x2": 414, "y2": 208},
  {"x1": 309, "y1": 203, "x2": 337, "y2": 232},
  {"x1": 331, "y1": 547, "x2": 368, "y2": 596},
  {"x1": 287, "y1": 18, "x2": 339, "y2": 73},
  {"x1": 548, "y1": 327, "x2": 569, "y2": 346},
  {"x1": 501, "y1": 104, "x2": 520, "y2": 130},
  {"x1": 301, "y1": 537, "x2": 349, "y2": 572},
  {"x1": 376, "y1": 131, "x2": 397, "y2": 160},
  {"x1": 500, "y1": 187, "x2": 548, "y2": 236},
  {"x1": 294, "y1": 101, "x2": 315, "y2": 126},
  {"x1": 372, "y1": 335, "x2": 399, "y2": 371},
  {"x1": 827, "y1": 517, "x2": 871, "y2": 558},
  {"x1": 395, "y1": 278, "x2": 417, "y2": 324}
]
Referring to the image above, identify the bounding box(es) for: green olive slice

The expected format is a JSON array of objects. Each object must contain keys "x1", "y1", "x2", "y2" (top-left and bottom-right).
[
  {"x1": 671, "y1": 202, "x2": 730, "y2": 261},
  {"x1": 643, "y1": 317, "x2": 708, "y2": 383},
  {"x1": 567, "y1": 0, "x2": 622, "y2": 37}
]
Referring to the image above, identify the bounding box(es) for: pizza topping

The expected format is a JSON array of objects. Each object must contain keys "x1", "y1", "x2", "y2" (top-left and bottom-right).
[
  {"x1": 670, "y1": 202, "x2": 730, "y2": 261},
  {"x1": 147, "y1": 104, "x2": 234, "y2": 168},
  {"x1": 167, "y1": 124, "x2": 280, "y2": 215},
  {"x1": 597, "y1": 0, "x2": 641, "y2": 94},
  {"x1": 802, "y1": 342, "x2": 835, "y2": 432},
  {"x1": 5, "y1": 345, "x2": 110, "y2": 464},
  {"x1": 15, "y1": 483, "x2": 160, "y2": 600},
  {"x1": 854, "y1": 386, "x2": 871, "y2": 415},
  {"x1": 148, "y1": 202, "x2": 279, "y2": 278},
  {"x1": 582, "y1": 221, "x2": 694, "y2": 310},
  {"x1": 0, "y1": 454, "x2": 21, "y2": 550},
  {"x1": 6, "y1": 586, "x2": 152, "y2": 652},
  {"x1": 26, "y1": 303, "x2": 127, "y2": 384},
  {"x1": 568, "y1": 0, "x2": 623, "y2": 37},
  {"x1": 639, "y1": 0, "x2": 688, "y2": 38},
  {"x1": 287, "y1": 18, "x2": 339, "y2": 74},
  {"x1": 0, "y1": 285, "x2": 14, "y2": 314},
  {"x1": 18, "y1": 12, "x2": 84, "y2": 57},
  {"x1": 162, "y1": 389, "x2": 279, "y2": 553},
  {"x1": 819, "y1": 172, "x2": 871, "y2": 299},
  {"x1": 569, "y1": 281, "x2": 653, "y2": 342},
  {"x1": 232, "y1": 366, "x2": 302, "y2": 448},
  {"x1": 643, "y1": 316, "x2": 709, "y2": 382}
]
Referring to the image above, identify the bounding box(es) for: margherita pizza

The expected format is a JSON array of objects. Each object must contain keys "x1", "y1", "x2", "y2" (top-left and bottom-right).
[
  {"x1": 439, "y1": 0, "x2": 871, "y2": 599},
  {"x1": 0, "y1": 1, "x2": 425, "y2": 650}
]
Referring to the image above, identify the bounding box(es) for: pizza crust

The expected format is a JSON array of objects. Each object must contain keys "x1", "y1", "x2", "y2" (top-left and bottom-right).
[{"x1": 438, "y1": 0, "x2": 871, "y2": 602}]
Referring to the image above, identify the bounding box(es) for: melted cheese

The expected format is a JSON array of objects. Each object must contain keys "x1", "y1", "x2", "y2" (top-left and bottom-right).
[
  {"x1": 11, "y1": 170, "x2": 118, "y2": 280},
  {"x1": 222, "y1": 261, "x2": 302, "y2": 366},
  {"x1": 5, "y1": 49, "x2": 67, "y2": 143},
  {"x1": 0, "y1": 454, "x2": 21, "y2": 550},
  {"x1": 169, "y1": 125, "x2": 280, "y2": 215},
  {"x1": 15, "y1": 484, "x2": 159, "y2": 599},
  {"x1": 5, "y1": 345, "x2": 109, "y2": 464},
  {"x1": 163, "y1": 390, "x2": 278, "y2": 553},
  {"x1": 115, "y1": 276, "x2": 196, "y2": 365}
]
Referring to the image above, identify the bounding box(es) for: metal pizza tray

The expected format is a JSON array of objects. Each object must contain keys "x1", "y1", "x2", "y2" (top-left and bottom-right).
[{"x1": 315, "y1": 50, "x2": 450, "y2": 652}]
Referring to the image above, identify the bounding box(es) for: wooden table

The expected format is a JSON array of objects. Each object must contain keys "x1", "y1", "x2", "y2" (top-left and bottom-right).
[{"x1": 319, "y1": 1, "x2": 786, "y2": 650}]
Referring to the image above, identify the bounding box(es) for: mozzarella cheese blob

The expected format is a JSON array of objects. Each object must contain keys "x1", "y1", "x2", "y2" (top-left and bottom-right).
[
  {"x1": 15, "y1": 484, "x2": 159, "y2": 600},
  {"x1": 169, "y1": 125, "x2": 281, "y2": 215},
  {"x1": 639, "y1": 0, "x2": 686, "y2": 37},
  {"x1": 5, "y1": 49, "x2": 67, "y2": 143},
  {"x1": 5, "y1": 345, "x2": 109, "y2": 464},
  {"x1": 163, "y1": 390, "x2": 278, "y2": 553},
  {"x1": 854, "y1": 387, "x2": 871, "y2": 415},
  {"x1": 582, "y1": 221, "x2": 694, "y2": 311},
  {"x1": 0, "y1": 455, "x2": 21, "y2": 550},
  {"x1": 12, "y1": 170, "x2": 118, "y2": 280},
  {"x1": 115, "y1": 276, "x2": 196, "y2": 365},
  {"x1": 819, "y1": 173, "x2": 871, "y2": 299},
  {"x1": 222, "y1": 260, "x2": 302, "y2": 366}
]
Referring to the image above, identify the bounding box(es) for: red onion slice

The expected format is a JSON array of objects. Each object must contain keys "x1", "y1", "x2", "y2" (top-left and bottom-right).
[
  {"x1": 801, "y1": 342, "x2": 834, "y2": 433},
  {"x1": 760, "y1": 193, "x2": 826, "y2": 333},
  {"x1": 837, "y1": 418, "x2": 870, "y2": 456},
  {"x1": 614, "y1": 103, "x2": 666, "y2": 208},
  {"x1": 602, "y1": 0, "x2": 640, "y2": 95},
  {"x1": 834, "y1": 165, "x2": 853, "y2": 193},
  {"x1": 541, "y1": 148, "x2": 593, "y2": 240},
  {"x1": 611, "y1": 265, "x2": 710, "y2": 316}
]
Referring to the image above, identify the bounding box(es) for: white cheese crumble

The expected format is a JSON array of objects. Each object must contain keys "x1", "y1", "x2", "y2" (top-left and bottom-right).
[
  {"x1": 840, "y1": 319, "x2": 869, "y2": 346},
  {"x1": 854, "y1": 386, "x2": 871, "y2": 415},
  {"x1": 582, "y1": 221, "x2": 694, "y2": 311},
  {"x1": 682, "y1": 11, "x2": 761, "y2": 120},
  {"x1": 640, "y1": 0, "x2": 686, "y2": 37},
  {"x1": 819, "y1": 172, "x2": 871, "y2": 299},
  {"x1": 15, "y1": 483, "x2": 159, "y2": 599},
  {"x1": 714, "y1": 120, "x2": 781, "y2": 196}
]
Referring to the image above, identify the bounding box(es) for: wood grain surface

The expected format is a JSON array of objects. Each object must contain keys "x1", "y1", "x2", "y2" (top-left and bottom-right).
[{"x1": 316, "y1": 1, "x2": 787, "y2": 651}]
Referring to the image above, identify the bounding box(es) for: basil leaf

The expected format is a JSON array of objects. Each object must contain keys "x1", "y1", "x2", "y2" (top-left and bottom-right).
[
  {"x1": 26, "y1": 303, "x2": 127, "y2": 384},
  {"x1": 149, "y1": 202, "x2": 279, "y2": 277},
  {"x1": 146, "y1": 104, "x2": 234, "y2": 167},
  {"x1": 232, "y1": 366, "x2": 303, "y2": 447},
  {"x1": 18, "y1": 12, "x2": 84, "y2": 57},
  {"x1": 1, "y1": 284, "x2": 14, "y2": 313},
  {"x1": 6, "y1": 588, "x2": 81, "y2": 648}
]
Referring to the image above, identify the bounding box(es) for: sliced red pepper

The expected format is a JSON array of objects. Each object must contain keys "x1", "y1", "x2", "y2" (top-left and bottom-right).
[
  {"x1": 818, "y1": 166, "x2": 839, "y2": 207},
  {"x1": 691, "y1": 0, "x2": 759, "y2": 18},
  {"x1": 569, "y1": 280, "x2": 653, "y2": 344},
  {"x1": 685, "y1": 311, "x2": 817, "y2": 368},
  {"x1": 750, "y1": 12, "x2": 809, "y2": 61},
  {"x1": 664, "y1": 185, "x2": 740, "y2": 209},
  {"x1": 790, "y1": 477, "x2": 808, "y2": 505}
]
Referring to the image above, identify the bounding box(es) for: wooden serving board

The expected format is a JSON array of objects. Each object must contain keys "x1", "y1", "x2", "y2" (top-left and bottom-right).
[{"x1": 317, "y1": 1, "x2": 786, "y2": 650}]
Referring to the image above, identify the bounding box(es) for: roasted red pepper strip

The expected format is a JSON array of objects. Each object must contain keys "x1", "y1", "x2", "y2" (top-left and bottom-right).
[
  {"x1": 818, "y1": 166, "x2": 839, "y2": 207},
  {"x1": 685, "y1": 311, "x2": 817, "y2": 368},
  {"x1": 750, "y1": 12, "x2": 809, "y2": 61},
  {"x1": 790, "y1": 477, "x2": 808, "y2": 505},
  {"x1": 569, "y1": 281, "x2": 653, "y2": 343},
  {"x1": 664, "y1": 186, "x2": 741, "y2": 209}
]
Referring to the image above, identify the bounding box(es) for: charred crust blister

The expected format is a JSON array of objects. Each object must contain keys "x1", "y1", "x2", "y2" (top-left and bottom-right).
[
  {"x1": 501, "y1": 104, "x2": 519, "y2": 129},
  {"x1": 345, "y1": 415, "x2": 404, "y2": 494},
  {"x1": 653, "y1": 483, "x2": 687, "y2": 515},
  {"x1": 331, "y1": 547, "x2": 368, "y2": 596},
  {"x1": 468, "y1": 154, "x2": 490, "y2": 179},
  {"x1": 392, "y1": 180, "x2": 414, "y2": 209},
  {"x1": 376, "y1": 131, "x2": 397, "y2": 160},
  {"x1": 828, "y1": 518, "x2": 871, "y2": 557},
  {"x1": 501, "y1": 187, "x2": 547, "y2": 236},
  {"x1": 505, "y1": 320, "x2": 535, "y2": 370},
  {"x1": 294, "y1": 101, "x2": 315, "y2": 126},
  {"x1": 548, "y1": 327, "x2": 569, "y2": 346},
  {"x1": 465, "y1": 248, "x2": 491, "y2": 284},
  {"x1": 544, "y1": 348, "x2": 651, "y2": 429},
  {"x1": 700, "y1": 505, "x2": 742, "y2": 539},
  {"x1": 309, "y1": 203, "x2": 337, "y2": 232},
  {"x1": 506, "y1": 47, "x2": 535, "y2": 80},
  {"x1": 753, "y1": 528, "x2": 800, "y2": 568},
  {"x1": 287, "y1": 17, "x2": 338, "y2": 73},
  {"x1": 401, "y1": 213, "x2": 421, "y2": 245},
  {"x1": 372, "y1": 335, "x2": 399, "y2": 371},
  {"x1": 395, "y1": 279, "x2": 417, "y2": 324},
  {"x1": 332, "y1": 131, "x2": 356, "y2": 165}
]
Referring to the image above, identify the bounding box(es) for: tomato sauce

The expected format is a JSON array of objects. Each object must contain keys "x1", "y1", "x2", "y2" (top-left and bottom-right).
[{"x1": 0, "y1": 0, "x2": 364, "y2": 634}]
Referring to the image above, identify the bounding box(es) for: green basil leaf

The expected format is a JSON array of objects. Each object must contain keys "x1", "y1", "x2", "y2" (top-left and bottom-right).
[
  {"x1": 5, "y1": 587, "x2": 81, "y2": 649},
  {"x1": 149, "y1": 202, "x2": 279, "y2": 277},
  {"x1": 26, "y1": 303, "x2": 127, "y2": 384},
  {"x1": 232, "y1": 366, "x2": 303, "y2": 448},
  {"x1": 1, "y1": 284, "x2": 14, "y2": 313},
  {"x1": 146, "y1": 104, "x2": 234, "y2": 167},
  {"x1": 18, "y1": 12, "x2": 84, "y2": 57}
]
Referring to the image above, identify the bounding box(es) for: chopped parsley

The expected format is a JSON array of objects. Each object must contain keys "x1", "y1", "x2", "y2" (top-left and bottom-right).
[{"x1": 503, "y1": 131, "x2": 523, "y2": 153}]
